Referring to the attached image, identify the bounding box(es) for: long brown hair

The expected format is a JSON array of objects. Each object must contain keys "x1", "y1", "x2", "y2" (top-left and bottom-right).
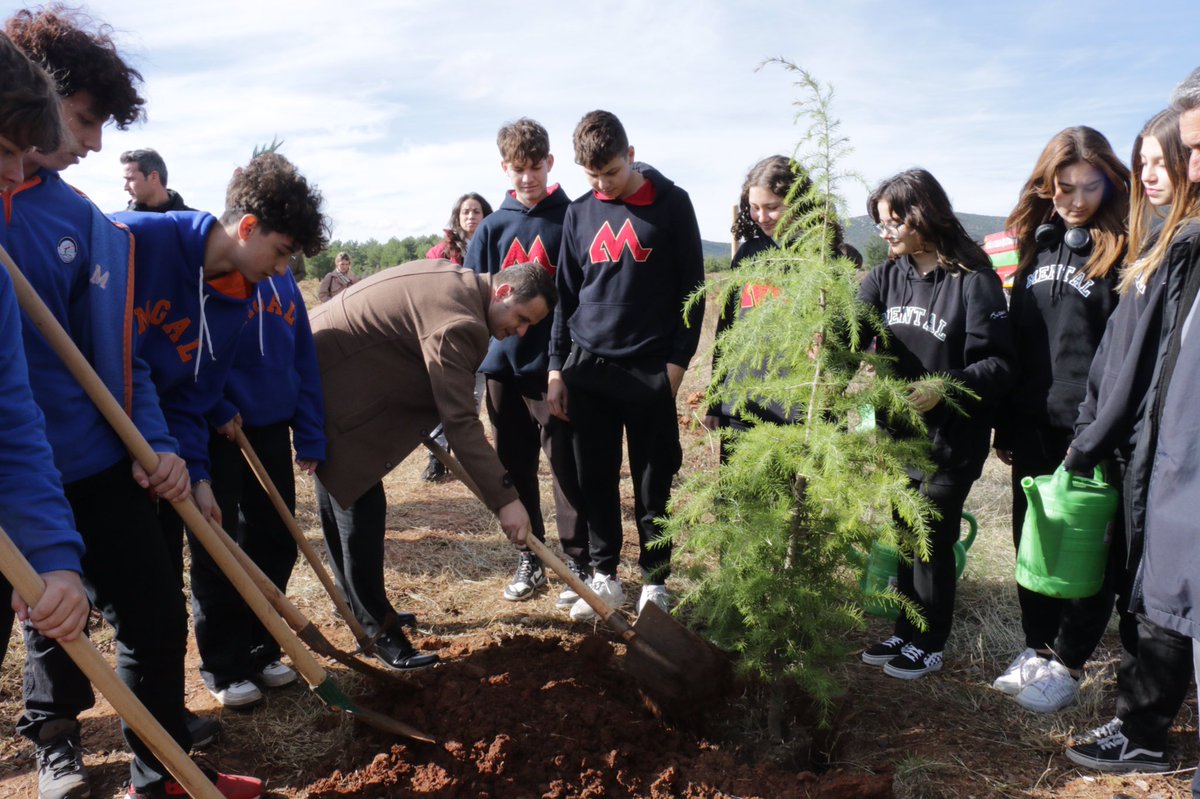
[
  {"x1": 1006, "y1": 126, "x2": 1130, "y2": 281},
  {"x1": 867, "y1": 168, "x2": 990, "y2": 274},
  {"x1": 1120, "y1": 109, "x2": 1200, "y2": 294},
  {"x1": 441, "y1": 192, "x2": 493, "y2": 263}
]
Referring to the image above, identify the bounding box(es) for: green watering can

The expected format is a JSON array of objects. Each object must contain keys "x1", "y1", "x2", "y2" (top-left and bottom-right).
[
  {"x1": 1016, "y1": 464, "x2": 1117, "y2": 599},
  {"x1": 857, "y1": 512, "x2": 978, "y2": 619}
]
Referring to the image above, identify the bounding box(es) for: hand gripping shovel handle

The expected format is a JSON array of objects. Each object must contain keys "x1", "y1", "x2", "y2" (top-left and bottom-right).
[
  {"x1": 0, "y1": 527, "x2": 224, "y2": 799},
  {"x1": 232, "y1": 428, "x2": 372, "y2": 648},
  {"x1": 0, "y1": 243, "x2": 432, "y2": 742},
  {"x1": 420, "y1": 436, "x2": 636, "y2": 641}
]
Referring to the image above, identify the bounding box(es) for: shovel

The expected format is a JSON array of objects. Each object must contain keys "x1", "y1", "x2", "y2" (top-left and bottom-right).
[
  {"x1": 0, "y1": 243, "x2": 433, "y2": 742},
  {"x1": 421, "y1": 436, "x2": 728, "y2": 717},
  {"x1": 0, "y1": 527, "x2": 225, "y2": 799},
  {"x1": 231, "y1": 427, "x2": 374, "y2": 651}
]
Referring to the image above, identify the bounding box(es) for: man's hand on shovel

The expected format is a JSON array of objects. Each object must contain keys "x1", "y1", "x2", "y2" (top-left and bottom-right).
[
  {"x1": 497, "y1": 499, "x2": 531, "y2": 547},
  {"x1": 12, "y1": 569, "x2": 89, "y2": 642}
]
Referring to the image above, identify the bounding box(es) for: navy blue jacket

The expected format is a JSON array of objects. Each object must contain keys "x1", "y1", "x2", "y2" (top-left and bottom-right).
[
  {"x1": 549, "y1": 166, "x2": 704, "y2": 370},
  {"x1": 465, "y1": 185, "x2": 568, "y2": 381}
]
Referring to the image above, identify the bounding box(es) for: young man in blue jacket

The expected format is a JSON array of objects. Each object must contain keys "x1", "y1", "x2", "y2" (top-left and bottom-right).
[
  {"x1": 4, "y1": 7, "x2": 264, "y2": 799},
  {"x1": 465, "y1": 118, "x2": 587, "y2": 606},
  {"x1": 547, "y1": 110, "x2": 704, "y2": 620},
  {"x1": 203, "y1": 268, "x2": 326, "y2": 707},
  {"x1": 0, "y1": 29, "x2": 88, "y2": 670},
  {"x1": 111, "y1": 152, "x2": 328, "y2": 716}
]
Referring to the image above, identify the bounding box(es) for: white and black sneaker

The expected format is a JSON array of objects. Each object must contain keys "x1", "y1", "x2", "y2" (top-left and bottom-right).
[
  {"x1": 883, "y1": 643, "x2": 943, "y2": 679},
  {"x1": 503, "y1": 551, "x2": 547, "y2": 601},
  {"x1": 1065, "y1": 730, "x2": 1169, "y2": 773},
  {"x1": 1071, "y1": 716, "x2": 1123, "y2": 747},
  {"x1": 861, "y1": 635, "x2": 907, "y2": 666}
]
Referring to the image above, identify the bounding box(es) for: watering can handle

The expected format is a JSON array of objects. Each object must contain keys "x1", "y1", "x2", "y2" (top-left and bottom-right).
[
  {"x1": 960, "y1": 512, "x2": 978, "y2": 551},
  {"x1": 1056, "y1": 463, "x2": 1108, "y2": 489}
]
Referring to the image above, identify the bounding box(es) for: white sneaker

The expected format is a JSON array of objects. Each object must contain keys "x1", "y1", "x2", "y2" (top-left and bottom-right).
[
  {"x1": 637, "y1": 584, "x2": 670, "y2": 615},
  {"x1": 1015, "y1": 659, "x2": 1079, "y2": 712},
  {"x1": 992, "y1": 648, "x2": 1045, "y2": 696},
  {"x1": 259, "y1": 660, "x2": 297, "y2": 689},
  {"x1": 569, "y1": 572, "x2": 624, "y2": 621},
  {"x1": 209, "y1": 679, "x2": 264, "y2": 708},
  {"x1": 557, "y1": 561, "x2": 589, "y2": 609}
]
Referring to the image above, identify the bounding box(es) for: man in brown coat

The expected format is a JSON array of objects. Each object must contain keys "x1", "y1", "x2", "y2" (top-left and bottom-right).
[{"x1": 309, "y1": 259, "x2": 554, "y2": 669}]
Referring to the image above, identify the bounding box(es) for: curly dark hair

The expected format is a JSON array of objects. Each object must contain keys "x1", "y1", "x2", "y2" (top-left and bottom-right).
[
  {"x1": 221, "y1": 152, "x2": 330, "y2": 257},
  {"x1": 0, "y1": 31, "x2": 64, "y2": 152},
  {"x1": 5, "y1": 4, "x2": 145, "y2": 129},
  {"x1": 440, "y1": 192, "x2": 493, "y2": 263}
]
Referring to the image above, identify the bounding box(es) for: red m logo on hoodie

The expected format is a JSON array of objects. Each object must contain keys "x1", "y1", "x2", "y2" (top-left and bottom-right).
[
  {"x1": 502, "y1": 236, "x2": 555, "y2": 275},
  {"x1": 589, "y1": 220, "x2": 652, "y2": 264}
]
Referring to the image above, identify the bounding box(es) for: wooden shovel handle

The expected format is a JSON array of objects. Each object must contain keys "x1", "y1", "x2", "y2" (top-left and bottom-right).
[
  {"x1": 420, "y1": 437, "x2": 634, "y2": 639},
  {"x1": 0, "y1": 243, "x2": 329, "y2": 689},
  {"x1": 232, "y1": 428, "x2": 371, "y2": 647},
  {"x1": 0, "y1": 527, "x2": 224, "y2": 799}
]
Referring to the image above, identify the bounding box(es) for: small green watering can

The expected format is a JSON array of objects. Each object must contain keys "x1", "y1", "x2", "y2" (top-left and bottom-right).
[
  {"x1": 857, "y1": 512, "x2": 978, "y2": 619},
  {"x1": 1016, "y1": 464, "x2": 1117, "y2": 599}
]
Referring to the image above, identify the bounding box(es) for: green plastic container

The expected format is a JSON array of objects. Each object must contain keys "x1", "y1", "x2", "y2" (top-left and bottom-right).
[
  {"x1": 859, "y1": 512, "x2": 978, "y2": 618},
  {"x1": 1016, "y1": 465, "x2": 1117, "y2": 599}
]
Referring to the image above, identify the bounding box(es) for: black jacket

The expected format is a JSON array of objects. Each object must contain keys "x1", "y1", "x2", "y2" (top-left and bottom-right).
[
  {"x1": 127, "y1": 188, "x2": 191, "y2": 213},
  {"x1": 993, "y1": 241, "x2": 1117, "y2": 450},
  {"x1": 858, "y1": 257, "x2": 1014, "y2": 484}
]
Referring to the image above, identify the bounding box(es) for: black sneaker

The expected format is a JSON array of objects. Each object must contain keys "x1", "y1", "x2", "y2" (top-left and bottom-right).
[
  {"x1": 503, "y1": 551, "x2": 547, "y2": 601},
  {"x1": 184, "y1": 709, "x2": 220, "y2": 750},
  {"x1": 420, "y1": 455, "x2": 447, "y2": 482},
  {"x1": 1071, "y1": 716, "x2": 1122, "y2": 747},
  {"x1": 861, "y1": 635, "x2": 907, "y2": 666},
  {"x1": 35, "y1": 718, "x2": 89, "y2": 799},
  {"x1": 1065, "y1": 730, "x2": 1169, "y2": 773},
  {"x1": 883, "y1": 643, "x2": 943, "y2": 679}
]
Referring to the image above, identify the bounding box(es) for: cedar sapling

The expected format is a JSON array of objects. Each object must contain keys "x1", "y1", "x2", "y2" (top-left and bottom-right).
[{"x1": 662, "y1": 63, "x2": 974, "y2": 741}]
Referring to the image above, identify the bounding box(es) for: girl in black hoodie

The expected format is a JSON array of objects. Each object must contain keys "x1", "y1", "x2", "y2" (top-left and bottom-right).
[
  {"x1": 1063, "y1": 109, "x2": 1200, "y2": 771},
  {"x1": 992, "y1": 127, "x2": 1130, "y2": 713},
  {"x1": 858, "y1": 169, "x2": 1014, "y2": 680}
]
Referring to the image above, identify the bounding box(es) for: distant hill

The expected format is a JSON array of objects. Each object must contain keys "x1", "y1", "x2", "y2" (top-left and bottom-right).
[
  {"x1": 844, "y1": 212, "x2": 1007, "y2": 253},
  {"x1": 702, "y1": 239, "x2": 731, "y2": 259}
]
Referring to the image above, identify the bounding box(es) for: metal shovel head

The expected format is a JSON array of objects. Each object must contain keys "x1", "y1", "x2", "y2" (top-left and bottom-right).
[
  {"x1": 311, "y1": 677, "x2": 436, "y2": 743},
  {"x1": 624, "y1": 602, "x2": 730, "y2": 718}
]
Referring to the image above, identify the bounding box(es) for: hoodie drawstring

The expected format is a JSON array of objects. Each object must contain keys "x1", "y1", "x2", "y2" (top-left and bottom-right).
[{"x1": 194, "y1": 266, "x2": 214, "y2": 380}]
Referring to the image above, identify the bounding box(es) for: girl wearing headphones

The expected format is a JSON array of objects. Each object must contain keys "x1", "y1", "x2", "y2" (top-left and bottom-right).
[{"x1": 992, "y1": 127, "x2": 1130, "y2": 712}]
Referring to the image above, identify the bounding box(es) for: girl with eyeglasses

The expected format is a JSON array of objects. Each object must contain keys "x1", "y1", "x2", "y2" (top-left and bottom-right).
[
  {"x1": 858, "y1": 168, "x2": 1014, "y2": 680},
  {"x1": 991, "y1": 127, "x2": 1130, "y2": 713}
]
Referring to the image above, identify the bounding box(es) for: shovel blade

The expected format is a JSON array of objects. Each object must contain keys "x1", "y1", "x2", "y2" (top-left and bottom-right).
[
  {"x1": 624, "y1": 602, "x2": 730, "y2": 718},
  {"x1": 311, "y1": 677, "x2": 436, "y2": 743}
]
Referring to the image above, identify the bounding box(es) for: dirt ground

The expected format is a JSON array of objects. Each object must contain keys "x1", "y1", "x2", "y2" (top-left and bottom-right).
[{"x1": 2, "y1": 284, "x2": 1198, "y2": 798}]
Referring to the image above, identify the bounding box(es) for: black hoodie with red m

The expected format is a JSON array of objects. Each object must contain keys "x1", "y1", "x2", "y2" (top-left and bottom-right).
[
  {"x1": 992, "y1": 241, "x2": 1118, "y2": 451},
  {"x1": 858, "y1": 256, "x2": 1014, "y2": 484},
  {"x1": 549, "y1": 166, "x2": 704, "y2": 371}
]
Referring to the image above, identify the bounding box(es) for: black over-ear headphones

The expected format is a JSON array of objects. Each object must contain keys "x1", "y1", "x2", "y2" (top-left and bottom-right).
[{"x1": 1034, "y1": 219, "x2": 1092, "y2": 255}]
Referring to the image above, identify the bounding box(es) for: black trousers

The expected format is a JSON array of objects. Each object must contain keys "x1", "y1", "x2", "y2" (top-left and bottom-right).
[
  {"x1": 484, "y1": 375, "x2": 587, "y2": 566},
  {"x1": 893, "y1": 477, "x2": 973, "y2": 652},
  {"x1": 562, "y1": 347, "x2": 682, "y2": 581},
  {"x1": 313, "y1": 478, "x2": 397, "y2": 640},
  {"x1": 1115, "y1": 614, "x2": 1195, "y2": 747},
  {"x1": 1010, "y1": 425, "x2": 1127, "y2": 670},
  {"x1": 202, "y1": 422, "x2": 298, "y2": 688},
  {"x1": 20, "y1": 459, "x2": 189, "y2": 791}
]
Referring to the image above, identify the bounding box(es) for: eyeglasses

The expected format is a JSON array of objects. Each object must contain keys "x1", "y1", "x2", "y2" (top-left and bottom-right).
[{"x1": 875, "y1": 221, "x2": 906, "y2": 236}]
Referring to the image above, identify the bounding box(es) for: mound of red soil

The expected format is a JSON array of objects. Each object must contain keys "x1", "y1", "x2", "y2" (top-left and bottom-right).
[{"x1": 304, "y1": 633, "x2": 891, "y2": 798}]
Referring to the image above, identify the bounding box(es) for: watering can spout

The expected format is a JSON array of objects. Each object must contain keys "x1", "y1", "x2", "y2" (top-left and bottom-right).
[{"x1": 1022, "y1": 475, "x2": 1043, "y2": 521}]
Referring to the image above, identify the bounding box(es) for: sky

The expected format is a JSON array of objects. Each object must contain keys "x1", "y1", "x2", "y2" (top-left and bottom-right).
[{"x1": 26, "y1": 0, "x2": 1200, "y2": 245}]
